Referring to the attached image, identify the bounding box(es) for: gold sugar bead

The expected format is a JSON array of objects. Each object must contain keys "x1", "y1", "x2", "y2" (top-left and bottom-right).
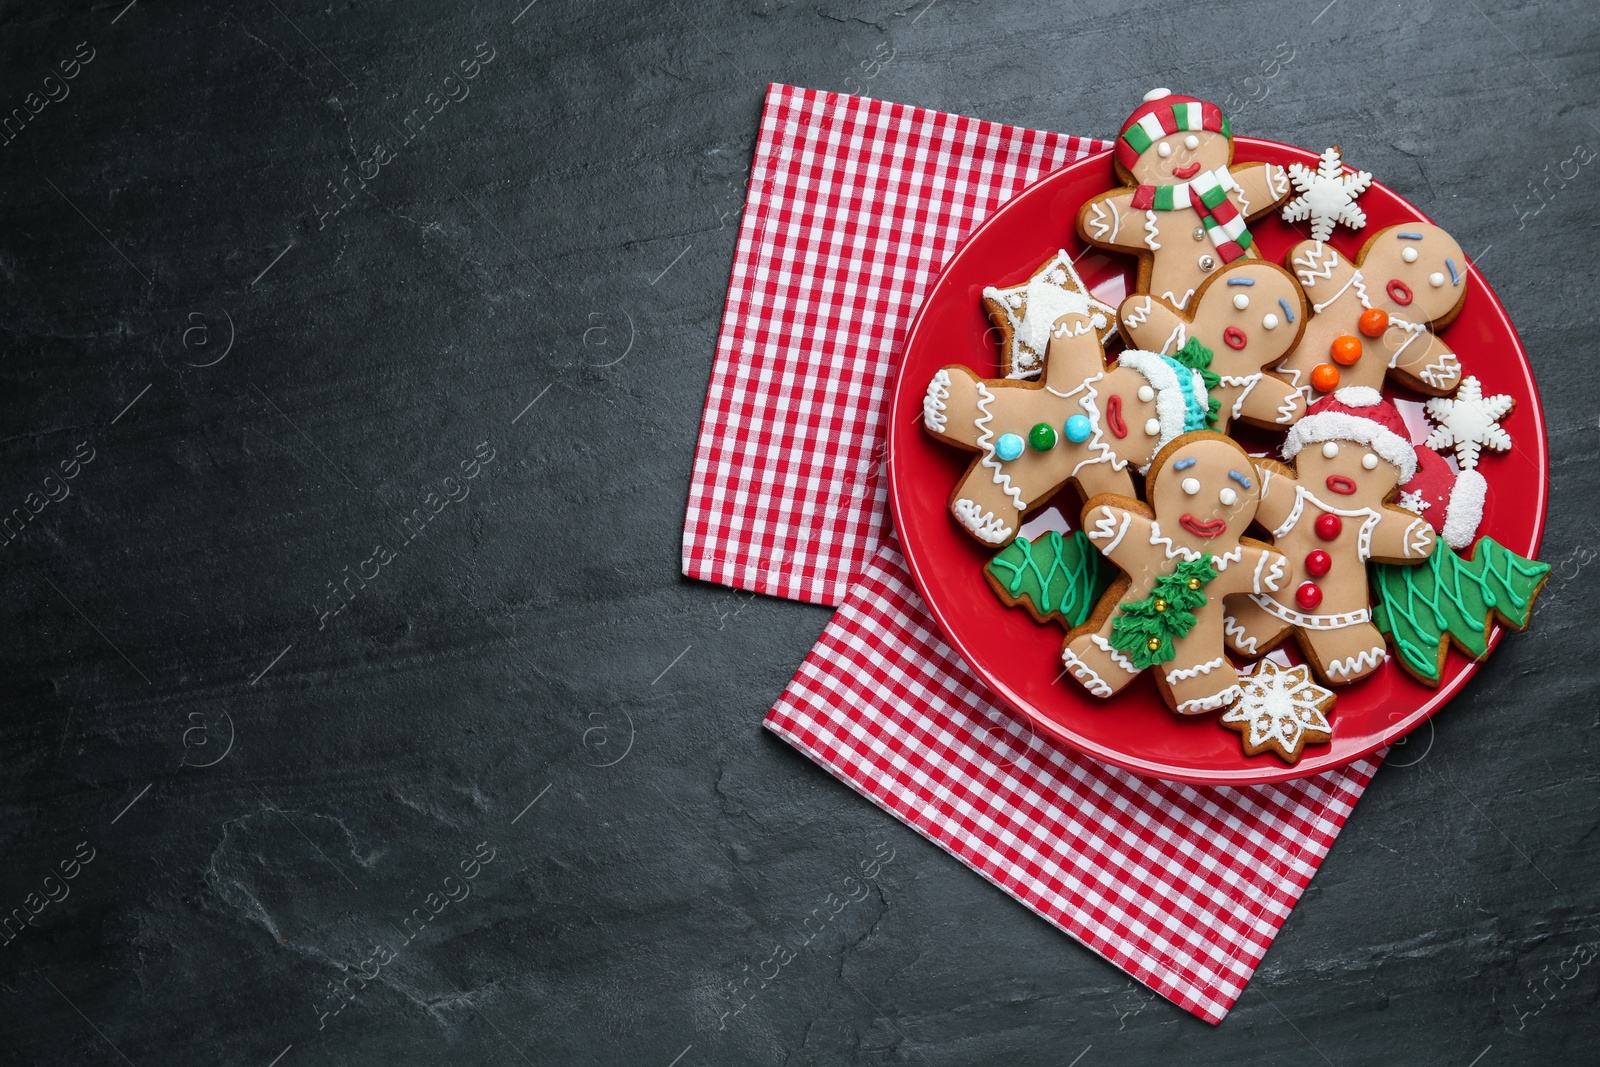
[
  {"x1": 1187, "y1": 577, "x2": 1202, "y2": 590},
  {"x1": 1147, "y1": 637, "x2": 1162, "y2": 651},
  {"x1": 1154, "y1": 598, "x2": 1168, "y2": 612}
]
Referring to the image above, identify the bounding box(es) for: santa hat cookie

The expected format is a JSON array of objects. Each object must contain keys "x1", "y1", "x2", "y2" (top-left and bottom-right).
[
  {"x1": 1116, "y1": 88, "x2": 1232, "y2": 171},
  {"x1": 1396, "y1": 446, "x2": 1487, "y2": 549},
  {"x1": 1281, "y1": 386, "x2": 1418, "y2": 482},
  {"x1": 1114, "y1": 349, "x2": 1212, "y2": 466}
]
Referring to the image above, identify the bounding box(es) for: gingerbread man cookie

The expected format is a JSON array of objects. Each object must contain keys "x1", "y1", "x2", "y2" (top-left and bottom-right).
[
  {"x1": 923, "y1": 303, "x2": 1212, "y2": 547},
  {"x1": 1117, "y1": 260, "x2": 1309, "y2": 433},
  {"x1": 1277, "y1": 224, "x2": 1467, "y2": 401},
  {"x1": 1065, "y1": 432, "x2": 1289, "y2": 715},
  {"x1": 1222, "y1": 388, "x2": 1436, "y2": 685},
  {"x1": 1077, "y1": 89, "x2": 1291, "y2": 313}
]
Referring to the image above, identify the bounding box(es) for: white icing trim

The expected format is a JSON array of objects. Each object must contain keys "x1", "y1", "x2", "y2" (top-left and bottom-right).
[
  {"x1": 1142, "y1": 210, "x2": 1161, "y2": 251},
  {"x1": 1281, "y1": 411, "x2": 1417, "y2": 482},
  {"x1": 952, "y1": 498, "x2": 1013, "y2": 545},
  {"x1": 1251, "y1": 550, "x2": 1286, "y2": 594},
  {"x1": 1147, "y1": 519, "x2": 1244, "y2": 569},
  {"x1": 1224, "y1": 614, "x2": 1259, "y2": 655},
  {"x1": 1061, "y1": 648, "x2": 1113, "y2": 697},
  {"x1": 1219, "y1": 372, "x2": 1261, "y2": 421},
  {"x1": 1090, "y1": 634, "x2": 1140, "y2": 676},
  {"x1": 1087, "y1": 200, "x2": 1119, "y2": 244},
  {"x1": 1166, "y1": 657, "x2": 1225, "y2": 685},
  {"x1": 1404, "y1": 517, "x2": 1432, "y2": 558},
  {"x1": 973, "y1": 381, "x2": 1028, "y2": 511},
  {"x1": 1249, "y1": 593, "x2": 1370, "y2": 630},
  {"x1": 1161, "y1": 323, "x2": 1187, "y2": 356},
  {"x1": 1441, "y1": 467, "x2": 1487, "y2": 549},
  {"x1": 1292, "y1": 242, "x2": 1340, "y2": 287},
  {"x1": 1088, "y1": 506, "x2": 1132, "y2": 556},
  {"x1": 1160, "y1": 288, "x2": 1196, "y2": 311},
  {"x1": 922, "y1": 369, "x2": 950, "y2": 433},
  {"x1": 1176, "y1": 684, "x2": 1242, "y2": 714},
  {"x1": 1122, "y1": 295, "x2": 1154, "y2": 329},
  {"x1": 1324, "y1": 647, "x2": 1387, "y2": 680}
]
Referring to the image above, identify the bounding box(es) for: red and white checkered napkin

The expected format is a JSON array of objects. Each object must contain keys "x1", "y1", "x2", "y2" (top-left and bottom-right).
[
  {"x1": 682, "y1": 83, "x2": 1104, "y2": 607},
  {"x1": 685, "y1": 84, "x2": 1383, "y2": 1022},
  {"x1": 767, "y1": 543, "x2": 1380, "y2": 1023}
]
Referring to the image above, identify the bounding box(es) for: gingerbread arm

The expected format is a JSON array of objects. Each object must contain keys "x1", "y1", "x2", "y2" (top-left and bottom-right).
[
  {"x1": 1288, "y1": 240, "x2": 1364, "y2": 315},
  {"x1": 1228, "y1": 162, "x2": 1291, "y2": 220},
  {"x1": 1117, "y1": 294, "x2": 1189, "y2": 355},
  {"x1": 1249, "y1": 460, "x2": 1300, "y2": 537},
  {"x1": 1233, "y1": 372, "x2": 1306, "y2": 428},
  {"x1": 1040, "y1": 313, "x2": 1113, "y2": 395},
  {"x1": 1077, "y1": 190, "x2": 1143, "y2": 253},
  {"x1": 1217, "y1": 541, "x2": 1290, "y2": 598},
  {"x1": 1384, "y1": 322, "x2": 1463, "y2": 396},
  {"x1": 1080, "y1": 497, "x2": 1157, "y2": 572},
  {"x1": 1365, "y1": 507, "x2": 1436, "y2": 563}
]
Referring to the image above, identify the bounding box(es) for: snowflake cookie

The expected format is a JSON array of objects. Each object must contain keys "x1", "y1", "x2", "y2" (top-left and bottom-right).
[
  {"x1": 1219, "y1": 658, "x2": 1334, "y2": 763},
  {"x1": 1424, "y1": 375, "x2": 1513, "y2": 470},
  {"x1": 1280, "y1": 146, "x2": 1373, "y2": 243}
]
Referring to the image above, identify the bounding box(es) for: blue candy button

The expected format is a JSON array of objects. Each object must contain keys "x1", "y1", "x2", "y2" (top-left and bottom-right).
[
  {"x1": 1064, "y1": 414, "x2": 1092, "y2": 443},
  {"x1": 995, "y1": 433, "x2": 1024, "y2": 461}
]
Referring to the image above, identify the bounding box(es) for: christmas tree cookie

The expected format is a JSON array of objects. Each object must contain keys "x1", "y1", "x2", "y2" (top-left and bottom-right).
[{"x1": 1065, "y1": 432, "x2": 1288, "y2": 715}]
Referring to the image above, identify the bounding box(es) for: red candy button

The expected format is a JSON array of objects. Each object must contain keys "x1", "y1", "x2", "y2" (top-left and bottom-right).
[
  {"x1": 1304, "y1": 549, "x2": 1332, "y2": 577},
  {"x1": 1315, "y1": 513, "x2": 1342, "y2": 541},
  {"x1": 1295, "y1": 582, "x2": 1323, "y2": 611}
]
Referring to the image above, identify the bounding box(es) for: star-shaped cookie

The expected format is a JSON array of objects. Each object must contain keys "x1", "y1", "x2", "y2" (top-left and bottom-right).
[
  {"x1": 1424, "y1": 375, "x2": 1514, "y2": 470},
  {"x1": 1219, "y1": 658, "x2": 1335, "y2": 763},
  {"x1": 983, "y1": 249, "x2": 1118, "y2": 380}
]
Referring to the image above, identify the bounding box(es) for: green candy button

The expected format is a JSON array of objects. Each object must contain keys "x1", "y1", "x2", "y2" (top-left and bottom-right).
[{"x1": 1028, "y1": 422, "x2": 1057, "y2": 451}]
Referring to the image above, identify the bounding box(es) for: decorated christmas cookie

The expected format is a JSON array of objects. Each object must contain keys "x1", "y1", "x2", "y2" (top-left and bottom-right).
[
  {"x1": 922, "y1": 306, "x2": 1211, "y2": 547},
  {"x1": 1077, "y1": 89, "x2": 1291, "y2": 312},
  {"x1": 983, "y1": 249, "x2": 1119, "y2": 380},
  {"x1": 1116, "y1": 260, "x2": 1309, "y2": 432},
  {"x1": 1065, "y1": 432, "x2": 1289, "y2": 715},
  {"x1": 984, "y1": 529, "x2": 1113, "y2": 627},
  {"x1": 1424, "y1": 374, "x2": 1514, "y2": 470},
  {"x1": 1280, "y1": 146, "x2": 1373, "y2": 243},
  {"x1": 1222, "y1": 389, "x2": 1436, "y2": 685},
  {"x1": 1371, "y1": 536, "x2": 1550, "y2": 686},
  {"x1": 1277, "y1": 224, "x2": 1468, "y2": 401},
  {"x1": 1219, "y1": 659, "x2": 1335, "y2": 763}
]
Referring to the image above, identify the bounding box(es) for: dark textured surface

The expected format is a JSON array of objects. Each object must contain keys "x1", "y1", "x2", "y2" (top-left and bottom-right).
[{"x1": 2, "y1": 1, "x2": 1598, "y2": 1064}]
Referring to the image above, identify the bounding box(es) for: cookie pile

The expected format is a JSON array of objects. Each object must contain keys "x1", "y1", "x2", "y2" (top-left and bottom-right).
[{"x1": 922, "y1": 89, "x2": 1550, "y2": 764}]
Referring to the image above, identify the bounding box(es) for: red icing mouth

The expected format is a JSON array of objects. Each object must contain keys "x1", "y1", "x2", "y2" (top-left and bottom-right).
[
  {"x1": 1222, "y1": 326, "x2": 1247, "y2": 350},
  {"x1": 1106, "y1": 394, "x2": 1127, "y2": 438},
  {"x1": 1386, "y1": 279, "x2": 1413, "y2": 305},
  {"x1": 1325, "y1": 475, "x2": 1357, "y2": 495},
  {"x1": 1172, "y1": 162, "x2": 1201, "y2": 180},
  {"x1": 1180, "y1": 514, "x2": 1227, "y2": 538}
]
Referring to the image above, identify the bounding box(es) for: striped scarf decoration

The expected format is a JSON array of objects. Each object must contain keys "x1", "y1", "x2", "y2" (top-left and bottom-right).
[{"x1": 1130, "y1": 168, "x2": 1253, "y2": 264}]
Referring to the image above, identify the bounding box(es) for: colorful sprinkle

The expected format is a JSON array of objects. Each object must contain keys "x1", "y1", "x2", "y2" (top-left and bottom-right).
[
  {"x1": 1028, "y1": 422, "x2": 1058, "y2": 451},
  {"x1": 995, "y1": 433, "x2": 1024, "y2": 461},
  {"x1": 1063, "y1": 414, "x2": 1092, "y2": 443}
]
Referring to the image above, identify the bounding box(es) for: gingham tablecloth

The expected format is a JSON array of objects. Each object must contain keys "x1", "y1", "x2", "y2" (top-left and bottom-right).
[{"x1": 684, "y1": 84, "x2": 1382, "y2": 1023}]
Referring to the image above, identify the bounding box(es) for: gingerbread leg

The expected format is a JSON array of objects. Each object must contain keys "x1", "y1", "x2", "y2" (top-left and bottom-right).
[
  {"x1": 1160, "y1": 657, "x2": 1244, "y2": 715},
  {"x1": 1222, "y1": 595, "x2": 1292, "y2": 659},
  {"x1": 950, "y1": 463, "x2": 1024, "y2": 546},
  {"x1": 1297, "y1": 621, "x2": 1389, "y2": 685},
  {"x1": 1061, "y1": 618, "x2": 1143, "y2": 699}
]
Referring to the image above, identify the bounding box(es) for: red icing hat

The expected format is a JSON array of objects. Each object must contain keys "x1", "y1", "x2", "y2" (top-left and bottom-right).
[
  {"x1": 1116, "y1": 88, "x2": 1232, "y2": 171},
  {"x1": 1398, "y1": 446, "x2": 1486, "y2": 549},
  {"x1": 1281, "y1": 386, "x2": 1418, "y2": 482}
]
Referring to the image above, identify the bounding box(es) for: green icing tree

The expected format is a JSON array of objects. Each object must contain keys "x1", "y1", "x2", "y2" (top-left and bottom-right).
[
  {"x1": 984, "y1": 530, "x2": 1112, "y2": 628},
  {"x1": 1108, "y1": 554, "x2": 1218, "y2": 669},
  {"x1": 1370, "y1": 535, "x2": 1551, "y2": 685}
]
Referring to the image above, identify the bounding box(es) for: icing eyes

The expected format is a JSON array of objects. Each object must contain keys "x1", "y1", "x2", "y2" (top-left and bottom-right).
[
  {"x1": 1157, "y1": 142, "x2": 1173, "y2": 158},
  {"x1": 1401, "y1": 247, "x2": 1419, "y2": 263},
  {"x1": 1144, "y1": 418, "x2": 1162, "y2": 436},
  {"x1": 1232, "y1": 293, "x2": 1250, "y2": 310},
  {"x1": 1138, "y1": 385, "x2": 1156, "y2": 402},
  {"x1": 1322, "y1": 441, "x2": 1340, "y2": 458},
  {"x1": 1184, "y1": 134, "x2": 1200, "y2": 150},
  {"x1": 1219, "y1": 487, "x2": 1238, "y2": 506},
  {"x1": 1429, "y1": 272, "x2": 1446, "y2": 287},
  {"x1": 1263, "y1": 313, "x2": 1279, "y2": 330},
  {"x1": 1181, "y1": 477, "x2": 1201, "y2": 495},
  {"x1": 1361, "y1": 452, "x2": 1380, "y2": 470}
]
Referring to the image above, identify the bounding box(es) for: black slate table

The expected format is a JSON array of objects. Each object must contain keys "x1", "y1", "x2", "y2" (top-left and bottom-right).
[{"x1": 3, "y1": 2, "x2": 1597, "y2": 1064}]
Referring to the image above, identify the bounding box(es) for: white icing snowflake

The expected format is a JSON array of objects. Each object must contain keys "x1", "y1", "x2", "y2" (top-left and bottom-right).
[
  {"x1": 1220, "y1": 659, "x2": 1334, "y2": 762},
  {"x1": 1424, "y1": 375, "x2": 1514, "y2": 470},
  {"x1": 1280, "y1": 146, "x2": 1374, "y2": 243},
  {"x1": 983, "y1": 249, "x2": 1117, "y2": 380},
  {"x1": 1395, "y1": 489, "x2": 1431, "y2": 515}
]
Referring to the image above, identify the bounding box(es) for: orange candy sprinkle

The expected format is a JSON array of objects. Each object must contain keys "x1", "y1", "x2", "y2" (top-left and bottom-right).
[
  {"x1": 1310, "y1": 363, "x2": 1341, "y2": 392},
  {"x1": 1358, "y1": 308, "x2": 1390, "y2": 337},
  {"x1": 1330, "y1": 335, "x2": 1363, "y2": 366}
]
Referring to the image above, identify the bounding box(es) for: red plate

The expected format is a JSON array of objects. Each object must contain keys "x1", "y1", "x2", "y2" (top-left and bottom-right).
[{"x1": 887, "y1": 138, "x2": 1549, "y2": 785}]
